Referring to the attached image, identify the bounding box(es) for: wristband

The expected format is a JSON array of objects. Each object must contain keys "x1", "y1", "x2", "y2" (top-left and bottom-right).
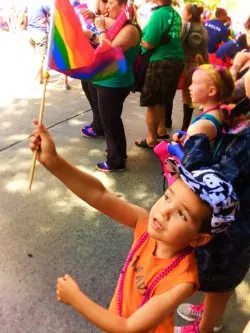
[{"x1": 98, "y1": 30, "x2": 107, "y2": 35}]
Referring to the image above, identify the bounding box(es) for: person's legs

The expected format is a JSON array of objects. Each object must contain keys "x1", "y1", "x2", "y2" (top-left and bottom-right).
[
  {"x1": 145, "y1": 105, "x2": 165, "y2": 146},
  {"x1": 97, "y1": 86, "x2": 131, "y2": 168},
  {"x1": 165, "y1": 99, "x2": 174, "y2": 128},
  {"x1": 81, "y1": 80, "x2": 94, "y2": 110},
  {"x1": 199, "y1": 291, "x2": 233, "y2": 333},
  {"x1": 182, "y1": 104, "x2": 194, "y2": 131},
  {"x1": 181, "y1": 72, "x2": 194, "y2": 131},
  {"x1": 31, "y1": 30, "x2": 48, "y2": 84},
  {"x1": 63, "y1": 75, "x2": 71, "y2": 90},
  {"x1": 86, "y1": 83, "x2": 104, "y2": 135}
]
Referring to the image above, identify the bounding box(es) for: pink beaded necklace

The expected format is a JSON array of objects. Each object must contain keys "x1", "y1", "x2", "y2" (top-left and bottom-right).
[
  {"x1": 117, "y1": 231, "x2": 192, "y2": 316},
  {"x1": 198, "y1": 104, "x2": 220, "y2": 117}
]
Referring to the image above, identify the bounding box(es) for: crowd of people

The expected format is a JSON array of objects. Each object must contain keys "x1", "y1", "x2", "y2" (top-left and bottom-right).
[{"x1": 12, "y1": 0, "x2": 250, "y2": 332}]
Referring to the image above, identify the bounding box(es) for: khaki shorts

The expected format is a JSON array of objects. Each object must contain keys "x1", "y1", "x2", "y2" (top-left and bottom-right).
[
  {"x1": 29, "y1": 29, "x2": 48, "y2": 59},
  {"x1": 140, "y1": 59, "x2": 184, "y2": 107}
]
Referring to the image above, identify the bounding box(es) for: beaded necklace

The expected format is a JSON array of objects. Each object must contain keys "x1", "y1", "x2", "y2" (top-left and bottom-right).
[
  {"x1": 198, "y1": 104, "x2": 220, "y2": 117},
  {"x1": 117, "y1": 231, "x2": 192, "y2": 316}
]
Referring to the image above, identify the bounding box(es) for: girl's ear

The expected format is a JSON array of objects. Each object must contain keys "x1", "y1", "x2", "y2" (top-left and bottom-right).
[
  {"x1": 208, "y1": 85, "x2": 217, "y2": 98},
  {"x1": 189, "y1": 233, "x2": 212, "y2": 248}
]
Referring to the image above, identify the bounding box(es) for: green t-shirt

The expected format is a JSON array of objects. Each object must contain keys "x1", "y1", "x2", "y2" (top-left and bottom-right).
[
  {"x1": 142, "y1": 6, "x2": 184, "y2": 62},
  {"x1": 94, "y1": 44, "x2": 140, "y2": 88}
]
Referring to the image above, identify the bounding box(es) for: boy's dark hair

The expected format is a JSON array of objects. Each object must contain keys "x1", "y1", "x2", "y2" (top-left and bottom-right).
[
  {"x1": 199, "y1": 203, "x2": 213, "y2": 234},
  {"x1": 215, "y1": 8, "x2": 227, "y2": 19}
]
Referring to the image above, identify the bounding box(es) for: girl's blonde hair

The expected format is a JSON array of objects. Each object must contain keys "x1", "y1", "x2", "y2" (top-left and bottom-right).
[{"x1": 197, "y1": 64, "x2": 235, "y2": 103}]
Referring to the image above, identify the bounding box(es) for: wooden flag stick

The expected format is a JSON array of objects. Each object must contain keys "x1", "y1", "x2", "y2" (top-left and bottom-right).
[{"x1": 28, "y1": 73, "x2": 49, "y2": 191}]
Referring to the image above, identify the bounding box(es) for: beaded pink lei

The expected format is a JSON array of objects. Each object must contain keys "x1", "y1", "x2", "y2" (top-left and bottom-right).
[{"x1": 117, "y1": 232, "x2": 192, "y2": 316}]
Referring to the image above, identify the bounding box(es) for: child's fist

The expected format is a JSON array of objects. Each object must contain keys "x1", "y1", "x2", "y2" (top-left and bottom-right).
[
  {"x1": 56, "y1": 275, "x2": 82, "y2": 306},
  {"x1": 29, "y1": 120, "x2": 58, "y2": 168}
]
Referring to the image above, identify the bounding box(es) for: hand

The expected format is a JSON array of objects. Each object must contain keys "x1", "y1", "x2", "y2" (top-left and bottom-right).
[
  {"x1": 29, "y1": 119, "x2": 58, "y2": 168},
  {"x1": 233, "y1": 50, "x2": 250, "y2": 68},
  {"x1": 172, "y1": 133, "x2": 179, "y2": 142},
  {"x1": 84, "y1": 29, "x2": 93, "y2": 39},
  {"x1": 80, "y1": 8, "x2": 94, "y2": 21},
  {"x1": 56, "y1": 275, "x2": 82, "y2": 306},
  {"x1": 172, "y1": 131, "x2": 187, "y2": 143},
  {"x1": 95, "y1": 16, "x2": 106, "y2": 32}
]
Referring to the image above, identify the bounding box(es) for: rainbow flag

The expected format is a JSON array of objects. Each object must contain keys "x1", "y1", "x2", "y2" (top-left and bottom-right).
[{"x1": 48, "y1": 0, "x2": 127, "y2": 81}]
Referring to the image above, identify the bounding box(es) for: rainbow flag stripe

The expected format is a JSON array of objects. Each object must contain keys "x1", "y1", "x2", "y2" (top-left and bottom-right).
[{"x1": 48, "y1": 0, "x2": 127, "y2": 80}]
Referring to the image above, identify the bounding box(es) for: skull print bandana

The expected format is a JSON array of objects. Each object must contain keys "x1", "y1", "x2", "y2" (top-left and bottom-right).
[{"x1": 165, "y1": 159, "x2": 240, "y2": 234}]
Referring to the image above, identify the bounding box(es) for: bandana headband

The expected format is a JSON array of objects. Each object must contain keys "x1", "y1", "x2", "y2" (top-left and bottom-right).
[{"x1": 165, "y1": 159, "x2": 239, "y2": 234}]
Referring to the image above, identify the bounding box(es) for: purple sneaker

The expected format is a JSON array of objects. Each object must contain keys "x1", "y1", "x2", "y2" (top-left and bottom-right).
[
  {"x1": 96, "y1": 161, "x2": 126, "y2": 172},
  {"x1": 81, "y1": 125, "x2": 104, "y2": 138}
]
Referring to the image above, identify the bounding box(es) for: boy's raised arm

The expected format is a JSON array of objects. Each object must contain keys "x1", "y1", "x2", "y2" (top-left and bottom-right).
[{"x1": 29, "y1": 121, "x2": 148, "y2": 228}]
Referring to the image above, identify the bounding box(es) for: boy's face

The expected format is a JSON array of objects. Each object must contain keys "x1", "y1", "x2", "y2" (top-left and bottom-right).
[{"x1": 148, "y1": 179, "x2": 211, "y2": 249}]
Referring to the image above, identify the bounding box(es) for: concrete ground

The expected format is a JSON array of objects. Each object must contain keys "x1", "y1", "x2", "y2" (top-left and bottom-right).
[{"x1": 0, "y1": 31, "x2": 249, "y2": 333}]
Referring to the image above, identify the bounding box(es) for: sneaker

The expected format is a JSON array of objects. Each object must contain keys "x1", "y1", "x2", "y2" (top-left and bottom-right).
[
  {"x1": 96, "y1": 161, "x2": 126, "y2": 172},
  {"x1": 177, "y1": 303, "x2": 223, "y2": 332},
  {"x1": 177, "y1": 303, "x2": 204, "y2": 322},
  {"x1": 81, "y1": 126, "x2": 104, "y2": 138},
  {"x1": 174, "y1": 321, "x2": 200, "y2": 333}
]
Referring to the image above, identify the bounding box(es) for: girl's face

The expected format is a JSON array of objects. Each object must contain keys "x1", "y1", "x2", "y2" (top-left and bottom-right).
[
  {"x1": 148, "y1": 179, "x2": 211, "y2": 250},
  {"x1": 106, "y1": 0, "x2": 125, "y2": 19},
  {"x1": 189, "y1": 69, "x2": 217, "y2": 105}
]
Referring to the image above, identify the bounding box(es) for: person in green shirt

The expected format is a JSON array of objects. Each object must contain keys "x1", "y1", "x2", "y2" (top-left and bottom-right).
[{"x1": 135, "y1": 0, "x2": 184, "y2": 148}]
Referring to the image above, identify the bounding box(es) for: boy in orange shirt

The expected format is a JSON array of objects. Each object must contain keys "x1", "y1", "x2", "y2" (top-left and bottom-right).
[{"x1": 29, "y1": 121, "x2": 239, "y2": 333}]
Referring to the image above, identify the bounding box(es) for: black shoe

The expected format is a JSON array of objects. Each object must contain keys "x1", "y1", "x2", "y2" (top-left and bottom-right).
[
  {"x1": 96, "y1": 161, "x2": 126, "y2": 172},
  {"x1": 165, "y1": 120, "x2": 172, "y2": 129}
]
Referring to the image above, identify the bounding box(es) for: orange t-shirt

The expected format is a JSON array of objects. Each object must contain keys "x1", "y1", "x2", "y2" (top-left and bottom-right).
[{"x1": 109, "y1": 220, "x2": 199, "y2": 333}]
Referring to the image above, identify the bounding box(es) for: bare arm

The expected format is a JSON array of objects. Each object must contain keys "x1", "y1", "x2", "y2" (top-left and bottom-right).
[
  {"x1": 112, "y1": 25, "x2": 140, "y2": 52},
  {"x1": 57, "y1": 275, "x2": 194, "y2": 333},
  {"x1": 29, "y1": 121, "x2": 148, "y2": 229},
  {"x1": 230, "y1": 50, "x2": 250, "y2": 81},
  {"x1": 244, "y1": 69, "x2": 250, "y2": 98},
  {"x1": 95, "y1": 17, "x2": 140, "y2": 52},
  {"x1": 140, "y1": 40, "x2": 154, "y2": 50},
  {"x1": 187, "y1": 119, "x2": 219, "y2": 140}
]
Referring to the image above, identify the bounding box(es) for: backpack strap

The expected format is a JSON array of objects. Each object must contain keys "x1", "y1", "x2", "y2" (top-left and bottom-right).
[{"x1": 183, "y1": 22, "x2": 191, "y2": 41}]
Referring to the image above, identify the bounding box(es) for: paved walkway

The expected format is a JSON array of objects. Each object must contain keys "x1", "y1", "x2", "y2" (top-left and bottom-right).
[{"x1": 0, "y1": 31, "x2": 249, "y2": 333}]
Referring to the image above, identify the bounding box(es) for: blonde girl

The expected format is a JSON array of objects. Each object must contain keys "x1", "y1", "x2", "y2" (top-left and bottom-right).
[{"x1": 154, "y1": 64, "x2": 235, "y2": 185}]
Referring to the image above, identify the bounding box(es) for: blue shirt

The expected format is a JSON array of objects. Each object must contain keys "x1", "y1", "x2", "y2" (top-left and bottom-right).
[
  {"x1": 24, "y1": 2, "x2": 51, "y2": 32},
  {"x1": 215, "y1": 39, "x2": 243, "y2": 60},
  {"x1": 205, "y1": 19, "x2": 229, "y2": 53}
]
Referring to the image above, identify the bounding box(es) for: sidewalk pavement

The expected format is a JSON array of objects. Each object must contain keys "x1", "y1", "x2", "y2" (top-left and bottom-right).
[{"x1": 0, "y1": 34, "x2": 249, "y2": 332}]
